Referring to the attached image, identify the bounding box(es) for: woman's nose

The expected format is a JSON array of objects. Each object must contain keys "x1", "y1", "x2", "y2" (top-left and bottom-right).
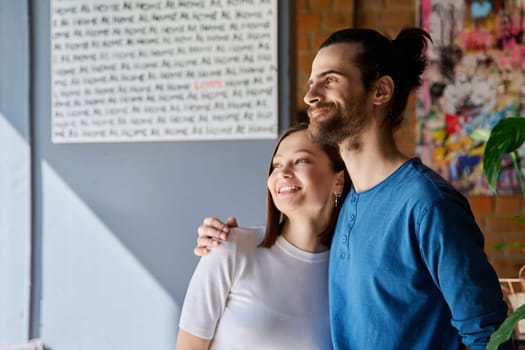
[{"x1": 278, "y1": 165, "x2": 293, "y2": 178}]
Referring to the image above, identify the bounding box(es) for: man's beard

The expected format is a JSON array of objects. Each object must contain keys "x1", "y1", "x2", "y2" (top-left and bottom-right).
[{"x1": 307, "y1": 103, "x2": 366, "y2": 146}]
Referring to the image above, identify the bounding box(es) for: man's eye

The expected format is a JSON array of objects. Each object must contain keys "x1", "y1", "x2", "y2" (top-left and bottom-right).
[{"x1": 272, "y1": 163, "x2": 282, "y2": 168}]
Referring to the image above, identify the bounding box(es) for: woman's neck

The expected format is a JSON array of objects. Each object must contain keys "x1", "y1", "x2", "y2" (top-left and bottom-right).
[{"x1": 280, "y1": 219, "x2": 329, "y2": 253}]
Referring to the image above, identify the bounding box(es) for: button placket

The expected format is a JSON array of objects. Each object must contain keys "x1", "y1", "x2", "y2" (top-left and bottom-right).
[{"x1": 339, "y1": 193, "x2": 358, "y2": 260}]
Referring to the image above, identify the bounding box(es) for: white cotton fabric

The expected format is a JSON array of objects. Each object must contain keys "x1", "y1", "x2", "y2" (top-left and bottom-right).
[{"x1": 179, "y1": 227, "x2": 333, "y2": 350}]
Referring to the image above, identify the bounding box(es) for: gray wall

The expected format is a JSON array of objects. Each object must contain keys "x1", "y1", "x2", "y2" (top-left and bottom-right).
[{"x1": 1, "y1": 1, "x2": 293, "y2": 348}]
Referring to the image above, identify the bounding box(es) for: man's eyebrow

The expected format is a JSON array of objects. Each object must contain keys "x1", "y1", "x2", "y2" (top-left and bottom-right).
[{"x1": 307, "y1": 70, "x2": 346, "y2": 85}]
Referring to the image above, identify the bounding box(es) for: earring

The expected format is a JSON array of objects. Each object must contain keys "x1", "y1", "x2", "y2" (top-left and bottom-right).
[{"x1": 334, "y1": 192, "x2": 342, "y2": 207}]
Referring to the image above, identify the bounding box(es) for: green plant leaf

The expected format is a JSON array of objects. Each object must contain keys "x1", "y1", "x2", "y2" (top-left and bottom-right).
[
  {"x1": 483, "y1": 117, "x2": 525, "y2": 193},
  {"x1": 513, "y1": 216, "x2": 525, "y2": 223},
  {"x1": 490, "y1": 241, "x2": 525, "y2": 253},
  {"x1": 486, "y1": 303, "x2": 525, "y2": 350},
  {"x1": 492, "y1": 242, "x2": 507, "y2": 251},
  {"x1": 471, "y1": 128, "x2": 491, "y2": 142}
]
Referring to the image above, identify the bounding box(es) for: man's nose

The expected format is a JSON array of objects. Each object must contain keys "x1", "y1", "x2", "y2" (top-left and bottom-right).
[{"x1": 304, "y1": 85, "x2": 322, "y2": 106}]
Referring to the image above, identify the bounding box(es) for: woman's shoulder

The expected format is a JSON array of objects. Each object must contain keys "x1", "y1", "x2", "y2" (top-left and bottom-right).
[
  {"x1": 203, "y1": 227, "x2": 264, "y2": 267},
  {"x1": 229, "y1": 226, "x2": 264, "y2": 248},
  {"x1": 201, "y1": 227, "x2": 263, "y2": 265}
]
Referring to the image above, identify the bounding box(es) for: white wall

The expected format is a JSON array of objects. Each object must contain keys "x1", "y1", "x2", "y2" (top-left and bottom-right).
[{"x1": 0, "y1": 0, "x2": 31, "y2": 343}]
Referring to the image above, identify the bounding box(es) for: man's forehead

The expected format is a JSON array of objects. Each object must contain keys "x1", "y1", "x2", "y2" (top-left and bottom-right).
[
  {"x1": 311, "y1": 43, "x2": 361, "y2": 74},
  {"x1": 316, "y1": 42, "x2": 361, "y2": 61}
]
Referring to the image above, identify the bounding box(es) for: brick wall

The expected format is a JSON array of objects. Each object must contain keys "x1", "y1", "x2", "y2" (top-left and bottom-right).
[
  {"x1": 295, "y1": 0, "x2": 525, "y2": 278},
  {"x1": 473, "y1": 195, "x2": 525, "y2": 277},
  {"x1": 296, "y1": 0, "x2": 355, "y2": 110}
]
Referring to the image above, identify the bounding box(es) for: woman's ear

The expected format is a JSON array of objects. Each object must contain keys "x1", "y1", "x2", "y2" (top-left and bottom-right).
[
  {"x1": 333, "y1": 170, "x2": 345, "y2": 194},
  {"x1": 373, "y1": 75, "x2": 394, "y2": 106}
]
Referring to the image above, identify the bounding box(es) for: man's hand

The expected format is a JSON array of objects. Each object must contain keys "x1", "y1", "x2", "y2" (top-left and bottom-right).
[{"x1": 194, "y1": 216, "x2": 238, "y2": 256}]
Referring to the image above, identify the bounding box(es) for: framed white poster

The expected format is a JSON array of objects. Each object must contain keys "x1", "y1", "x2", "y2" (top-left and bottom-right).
[{"x1": 51, "y1": 0, "x2": 279, "y2": 143}]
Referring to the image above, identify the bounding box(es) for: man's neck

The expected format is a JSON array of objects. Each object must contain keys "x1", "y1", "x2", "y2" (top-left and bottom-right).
[{"x1": 339, "y1": 129, "x2": 409, "y2": 193}]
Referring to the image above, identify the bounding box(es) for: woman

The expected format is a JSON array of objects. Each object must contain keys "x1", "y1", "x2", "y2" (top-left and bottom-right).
[{"x1": 176, "y1": 123, "x2": 350, "y2": 350}]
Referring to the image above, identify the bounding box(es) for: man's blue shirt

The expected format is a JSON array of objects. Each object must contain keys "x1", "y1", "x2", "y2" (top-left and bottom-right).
[{"x1": 329, "y1": 158, "x2": 509, "y2": 349}]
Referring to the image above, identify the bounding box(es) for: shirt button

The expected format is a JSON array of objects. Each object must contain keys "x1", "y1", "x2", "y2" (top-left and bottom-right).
[
  {"x1": 351, "y1": 197, "x2": 356, "y2": 202},
  {"x1": 342, "y1": 235, "x2": 348, "y2": 242},
  {"x1": 340, "y1": 253, "x2": 346, "y2": 259},
  {"x1": 350, "y1": 214, "x2": 355, "y2": 220}
]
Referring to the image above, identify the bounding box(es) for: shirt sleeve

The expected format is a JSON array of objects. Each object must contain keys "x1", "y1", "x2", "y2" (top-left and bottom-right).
[
  {"x1": 178, "y1": 232, "x2": 238, "y2": 339},
  {"x1": 417, "y1": 196, "x2": 511, "y2": 350}
]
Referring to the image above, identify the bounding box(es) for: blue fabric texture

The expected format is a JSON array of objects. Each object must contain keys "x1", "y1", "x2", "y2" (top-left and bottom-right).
[{"x1": 329, "y1": 158, "x2": 510, "y2": 350}]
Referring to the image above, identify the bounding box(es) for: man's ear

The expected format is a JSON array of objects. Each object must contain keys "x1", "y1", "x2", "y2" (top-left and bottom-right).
[{"x1": 373, "y1": 75, "x2": 394, "y2": 105}]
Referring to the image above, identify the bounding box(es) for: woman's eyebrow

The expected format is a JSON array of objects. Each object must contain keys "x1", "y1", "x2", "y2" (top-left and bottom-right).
[{"x1": 274, "y1": 149, "x2": 315, "y2": 158}]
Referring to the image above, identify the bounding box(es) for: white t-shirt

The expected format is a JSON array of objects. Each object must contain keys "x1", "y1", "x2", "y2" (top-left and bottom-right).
[{"x1": 179, "y1": 227, "x2": 332, "y2": 350}]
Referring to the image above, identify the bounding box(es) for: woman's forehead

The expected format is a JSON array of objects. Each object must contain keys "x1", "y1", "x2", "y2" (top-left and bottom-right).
[{"x1": 275, "y1": 131, "x2": 323, "y2": 155}]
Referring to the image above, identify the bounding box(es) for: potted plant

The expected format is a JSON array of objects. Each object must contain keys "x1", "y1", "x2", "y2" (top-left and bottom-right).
[{"x1": 478, "y1": 116, "x2": 525, "y2": 349}]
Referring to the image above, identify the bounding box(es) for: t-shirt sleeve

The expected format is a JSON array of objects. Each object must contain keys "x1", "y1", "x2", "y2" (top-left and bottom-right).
[
  {"x1": 417, "y1": 196, "x2": 510, "y2": 349},
  {"x1": 178, "y1": 232, "x2": 238, "y2": 339}
]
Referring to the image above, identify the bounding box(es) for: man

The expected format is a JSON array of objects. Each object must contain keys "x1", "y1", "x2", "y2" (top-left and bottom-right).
[{"x1": 195, "y1": 28, "x2": 510, "y2": 349}]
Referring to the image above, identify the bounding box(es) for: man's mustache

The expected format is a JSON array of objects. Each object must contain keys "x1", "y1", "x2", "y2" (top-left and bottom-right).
[{"x1": 307, "y1": 103, "x2": 335, "y2": 115}]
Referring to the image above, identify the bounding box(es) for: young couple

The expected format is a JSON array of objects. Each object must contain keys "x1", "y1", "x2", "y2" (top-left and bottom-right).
[{"x1": 176, "y1": 27, "x2": 510, "y2": 350}]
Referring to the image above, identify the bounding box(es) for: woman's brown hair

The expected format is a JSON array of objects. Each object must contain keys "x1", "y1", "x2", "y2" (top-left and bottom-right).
[{"x1": 259, "y1": 122, "x2": 351, "y2": 248}]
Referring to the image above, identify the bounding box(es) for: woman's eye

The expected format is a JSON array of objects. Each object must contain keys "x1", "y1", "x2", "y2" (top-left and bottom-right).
[
  {"x1": 296, "y1": 159, "x2": 309, "y2": 164},
  {"x1": 272, "y1": 163, "x2": 282, "y2": 169}
]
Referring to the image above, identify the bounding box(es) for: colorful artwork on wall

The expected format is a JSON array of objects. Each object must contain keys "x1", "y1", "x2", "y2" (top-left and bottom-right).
[{"x1": 417, "y1": 0, "x2": 525, "y2": 194}]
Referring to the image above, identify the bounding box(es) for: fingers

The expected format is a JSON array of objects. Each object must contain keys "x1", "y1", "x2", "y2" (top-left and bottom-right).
[
  {"x1": 194, "y1": 216, "x2": 238, "y2": 257},
  {"x1": 202, "y1": 216, "x2": 227, "y2": 228},
  {"x1": 193, "y1": 247, "x2": 209, "y2": 256},
  {"x1": 199, "y1": 216, "x2": 234, "y2": 238},
  {"x1": 197, "y1": 235, "x2": 221, "y2": 248},
  {"x1": 226, "y1": 216, "x2": 238, "y2": 228},
  {"x1": 198, "y1": 223, "x2": 228, "y2": 241},
  {"x1": 193, "y1": 236, "x2": 222, "y2": 257},
  {"x1": 203, "y1": 216, "x2": 230, "y2": 232}
]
